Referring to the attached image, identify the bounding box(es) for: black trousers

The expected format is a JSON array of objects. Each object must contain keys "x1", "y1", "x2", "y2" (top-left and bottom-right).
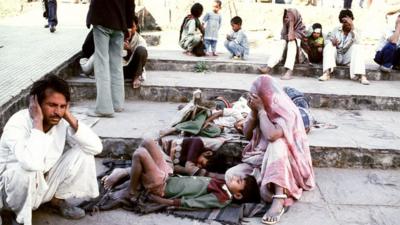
[
  {"x1": 344, "y1": 0, "x2": 353, "y2": 8},
  {"x1": 123, "y1": 46, "x2": 148, "y2": 80}
]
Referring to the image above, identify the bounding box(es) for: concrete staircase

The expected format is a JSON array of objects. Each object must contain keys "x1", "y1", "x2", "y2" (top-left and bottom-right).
[
  {"x1": 66, "y1": 49, "x2": 400, "y2": 169},
  {"x1": 29, "y1": 49, "x2": 400, "y2": 224}
]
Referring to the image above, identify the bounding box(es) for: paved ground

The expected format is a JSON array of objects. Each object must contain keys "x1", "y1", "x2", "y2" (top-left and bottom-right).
[
  {"x1": 0, "y1": 1, "x2": 88, "y2": 107},
  {"x1": 32, "y1": 167, "x2": 400, "y2": 225}
]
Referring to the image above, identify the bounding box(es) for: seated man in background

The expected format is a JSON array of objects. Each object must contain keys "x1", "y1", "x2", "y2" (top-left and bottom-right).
[
  {"x1": 318, "y1": 9, "x2": 370, "y2": 85},
  {"x1": 374, "y1": 14, "x2": 400, "y2": 73}
]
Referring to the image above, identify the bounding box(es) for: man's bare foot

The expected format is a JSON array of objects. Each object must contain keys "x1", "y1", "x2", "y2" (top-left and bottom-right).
[
  {"x1": 259, "y1": 66, "x2": 272, "y2": 74},
  {"x1": 262, "y1": 198, "x2": 285, "y2": 224},
  {"x1": 101, "y1": 168, "x2": 130, "y2": 190},
  {"x1": 212, "y1": 52, "x2": 218, "y2": 56},
  {"x1": 280, "y1": 69, "x2": 293, "y2": 80}
]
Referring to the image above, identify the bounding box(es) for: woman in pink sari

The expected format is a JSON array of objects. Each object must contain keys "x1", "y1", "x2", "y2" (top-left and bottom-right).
[{"x1": 225, "y1": 75, "x2": 315, "y2": 224}]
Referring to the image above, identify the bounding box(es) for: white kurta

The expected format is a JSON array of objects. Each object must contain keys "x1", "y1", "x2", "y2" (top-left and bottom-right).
[
  {"x1": 267, "y1": 39, "x2": 301, "y2": 70},
  {"x1": 323, "y1": 26, "x2": 366, "y2": 79},
  {"x1": 0, "y1": 109, "x2": 103, "y2": 225}
]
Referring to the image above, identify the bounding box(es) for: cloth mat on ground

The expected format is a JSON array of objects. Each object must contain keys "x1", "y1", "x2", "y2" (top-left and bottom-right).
[{"x1": 80, "y1": 159, "x2": 271, "y2": 225}]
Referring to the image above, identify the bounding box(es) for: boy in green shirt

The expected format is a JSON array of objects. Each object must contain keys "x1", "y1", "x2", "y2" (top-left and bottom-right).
[{"x1": 104, "y1": 139, "x2": 260, "y2": 209}]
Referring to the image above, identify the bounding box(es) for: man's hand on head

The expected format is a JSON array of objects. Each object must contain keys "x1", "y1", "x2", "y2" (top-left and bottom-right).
[
  {"x1": 63, "y1": 104, "x2": 78, "y2": 131},
  {"x1": 29, "y1": 95, "x2": 44, "y2": 131}
]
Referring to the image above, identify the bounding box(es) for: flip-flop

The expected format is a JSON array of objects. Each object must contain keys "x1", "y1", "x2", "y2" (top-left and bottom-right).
[
  {"x1": 261, "y1": 194, "x2": 287, "y2": 225},
  {"x1": 261, "y1": 206, "x2": 286, "y2": 225}
]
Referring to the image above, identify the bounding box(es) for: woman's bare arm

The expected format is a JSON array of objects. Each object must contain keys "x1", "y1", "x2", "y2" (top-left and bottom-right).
[
  {"x1": 243, "y1": 110, "x2": 258, "y2": 140},
  {"x1": 258, "y1": 109, "x2": 284, "y2": 142}
]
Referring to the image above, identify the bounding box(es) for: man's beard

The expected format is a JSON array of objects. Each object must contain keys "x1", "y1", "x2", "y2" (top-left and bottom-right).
[{"x1": 342, "y1": 24, "x2": 351, "y2": 33}]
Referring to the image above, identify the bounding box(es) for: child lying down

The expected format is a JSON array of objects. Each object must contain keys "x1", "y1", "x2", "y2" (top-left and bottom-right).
[{"x1": 101, "y1": 139, "x2": 260, "y2": 209}]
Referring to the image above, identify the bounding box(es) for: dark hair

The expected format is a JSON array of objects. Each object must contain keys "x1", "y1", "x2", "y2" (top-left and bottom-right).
[
  {"x1": 231, "y1": 16, "x2": 242, "y2": 25},
  {"x1": 233, "y1": 175, "x2": 261, "y2": 204},
  {"x1": 191, "y1": 3, "x2": 204, "y2": 18},
  {"x1": 133, "y1": 15, "x2": 140, "y2": 33},
  {"x1": 133, "y1": 15, "x2": 139, "y2": 25},
  {"x1": 204, "y1": 151, "x2": 229, "y2": 173},
  {"x1": 214, "y1": 0, "x2": 222, "y2": 7},
  {"x1": 312, "y1": 23, "x2": 322, "y2": 33},
  {"x1": 338, "y1": 9, "x2": 354, "y2": 23},
  {"x1": 29, "y1": 74, "x2": 71, "y2": 105}
]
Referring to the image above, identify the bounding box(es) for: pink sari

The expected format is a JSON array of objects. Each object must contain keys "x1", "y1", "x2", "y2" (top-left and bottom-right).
[{"x1": 248, "y1": 75, "x2": 315, "y2": 202}]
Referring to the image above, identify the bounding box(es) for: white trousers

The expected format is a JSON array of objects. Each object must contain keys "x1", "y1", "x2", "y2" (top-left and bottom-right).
[
  {"x1": 323, "y1": 42, "x2": 366, "y2": 79},
  {"x1": 0, "y1": 147, "x2": 99, "y2": 225},
  {"x1": 267, "y1": 39, "x2": 300, "y2": 70}
]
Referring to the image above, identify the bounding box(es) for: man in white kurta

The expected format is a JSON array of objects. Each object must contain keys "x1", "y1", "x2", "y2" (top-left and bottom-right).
[
  {"x1": 318, "y1": 9, "x2": 370, "y2": 85},
  {"x1": 0, "y1": 75, "x2": 102, "y2": 225}
]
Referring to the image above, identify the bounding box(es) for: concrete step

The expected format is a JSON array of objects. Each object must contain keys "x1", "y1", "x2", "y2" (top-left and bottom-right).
[
  {"x1": 69, "y1": 100, "x2": 400, "y2": 169},
  {"x1": 31, "y1": 167, "x2": 400, "y2": 225},
  {"x1": 68, "y1": 71, "x2": 400, "y2": 111},
  {"x1": 146, "y1": 49, "x2": 400, "y2": 81}
]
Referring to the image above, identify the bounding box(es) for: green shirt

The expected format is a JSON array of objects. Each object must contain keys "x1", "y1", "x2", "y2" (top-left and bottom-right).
[{"x1": 164, "y1": 176, "x2": 231, "y2": 209}]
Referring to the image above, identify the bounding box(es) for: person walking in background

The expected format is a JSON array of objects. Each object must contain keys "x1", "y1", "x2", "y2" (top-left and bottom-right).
[
  {"x1": 42, "y1": 0, "x2": 57, "y2": 33},
  {"x1": 86, "y1": 0, "x2": 135, "y2": 117},
  {"x1": 344, "y1": 0, "x2": 353, "y2": 8},
  {"x1": 203, "y1": 0, "x2": 222, "y2": 56}
]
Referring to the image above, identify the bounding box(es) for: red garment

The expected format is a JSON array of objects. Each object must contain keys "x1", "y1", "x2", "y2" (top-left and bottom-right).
[{"x1": 207, "y1": 178, "x2": 230, "y2": 203}]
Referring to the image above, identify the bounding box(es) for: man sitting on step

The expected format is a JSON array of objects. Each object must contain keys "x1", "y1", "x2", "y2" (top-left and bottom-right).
[
  {"x1": 318, "y1": 9, "x2": 370, "y2": 85},
  {"x1": 0, "y1": 75, "x2": 103, "y2": 225}
]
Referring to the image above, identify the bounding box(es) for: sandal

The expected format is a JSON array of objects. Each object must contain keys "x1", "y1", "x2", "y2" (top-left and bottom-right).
[{"x1": 261, "y1": 194, "x2": 287, "y2": 225}]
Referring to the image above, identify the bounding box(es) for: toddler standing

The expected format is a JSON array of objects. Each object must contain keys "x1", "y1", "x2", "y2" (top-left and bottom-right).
[{"x1": 203, "y1": 0, "x2": 222, "y2": 56}]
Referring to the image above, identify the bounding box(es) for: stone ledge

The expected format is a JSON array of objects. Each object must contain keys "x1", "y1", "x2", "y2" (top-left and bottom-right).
[
  {"x1": 68, "y1": 78, "x2": 400, "y2": 111},
  {"x1": 68, "y1": 100, "x2": 400, "y2": 169},
  {"x1": 146, "y1": 58, "x2": 400, "y2": 81},
  {"x1": 97, "y1": 137, "x2": 400, "y2": 169}
]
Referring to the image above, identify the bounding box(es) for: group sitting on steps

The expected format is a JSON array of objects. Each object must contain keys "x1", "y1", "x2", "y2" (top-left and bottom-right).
[
  {"x1": 0, "y1": 73, "x2": 316, "y2": 225},
  {"x1": 179, "y1": 2, "x2": 400, "y2": 85}
]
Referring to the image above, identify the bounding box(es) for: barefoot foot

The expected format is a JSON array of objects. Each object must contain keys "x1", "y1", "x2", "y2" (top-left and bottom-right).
[
  {"x1": 101, "y1": 168, "x2": 130, "y2": 190},
  {"x1": 280, "y1": 69, "x2": 293, "y2": 80},
  {"x1": 259, "y1": 66, "x2": 272, "y2": 74}
]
